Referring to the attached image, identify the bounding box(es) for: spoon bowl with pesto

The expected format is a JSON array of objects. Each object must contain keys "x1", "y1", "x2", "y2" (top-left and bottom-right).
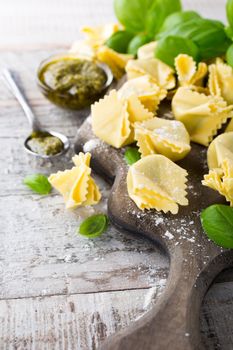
[
  {"x1": 37, "y1": 53, "x2": 113, "y2": 110},
  {"x1": 2, "y1": 68, "x2": 70, "y2": 159}
]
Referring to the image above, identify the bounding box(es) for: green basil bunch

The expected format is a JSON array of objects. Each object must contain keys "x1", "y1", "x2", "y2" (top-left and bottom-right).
[
  {"x1": 106, "y1": 0, "x2": 182, "y2": 55},
  {"x1": 226, "y1": 0, "x2": 233, "y2": 67}
]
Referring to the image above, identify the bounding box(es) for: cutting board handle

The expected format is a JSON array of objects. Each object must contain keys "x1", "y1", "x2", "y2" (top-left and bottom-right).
[{"x1": 99, "y1": 249, "x2": 233, "y2": 350}]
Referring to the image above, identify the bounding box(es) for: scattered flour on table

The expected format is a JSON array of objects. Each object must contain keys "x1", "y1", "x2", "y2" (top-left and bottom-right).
[{"x1": 83, "y1": 139, "x2": 101, "y2": 152}]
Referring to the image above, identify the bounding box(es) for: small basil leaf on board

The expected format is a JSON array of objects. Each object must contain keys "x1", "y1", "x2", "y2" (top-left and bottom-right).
[
  {"x1": 225, "y1": 25, "x2": 233, "y2": 40},
  {"x1": 145, "y1": 0, "x2": 182, "y2": 36},
  {"x1": 227, "y1": 43, "x2": 233, "y2": 68},
  {"x1": 201, "y1": 205, "x2": 233, "y2": 249},
  {"x1": 226, "y1": 0, "x2": 233, "y2": 30},
  {"x1": 154, "y1": 35, "x2": 199, "y2": 67},
  {"x1": 23, "y1": 174, "x2": 52, "y2": 195},
  {"x1": 127, "y1": 33, "x2": 151, "y2": 56},
  {"x1": 124, "y1": 147, "x2": 141, "y2": 165},
  {"x1": 106, "y1": 30, "x2": 134, "y2": 53},
  {"x1": 78, "y1": 214, "x2": 109, "y2": 238},
  {"x1": 157, "y1": 11, "x2": 201, "y2": 39}
]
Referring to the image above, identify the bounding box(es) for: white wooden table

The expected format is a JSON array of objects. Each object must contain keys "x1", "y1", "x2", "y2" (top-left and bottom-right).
[{"x1": 0, "y1": 1, "x2": 233, "y2": 349}]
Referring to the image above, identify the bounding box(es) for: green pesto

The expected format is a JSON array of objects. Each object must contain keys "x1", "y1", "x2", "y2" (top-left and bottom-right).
[
  {"x1": 39, "y1": 58, "x2": 107, "y2": 110},
  {"x1": 28, "y1": 132, "x2": 64, "y2": 156}
]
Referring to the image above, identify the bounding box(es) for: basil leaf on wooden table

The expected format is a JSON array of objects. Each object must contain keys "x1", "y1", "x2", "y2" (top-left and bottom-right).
[
  {"x1": 78, "y1": 214, "x2": 109, "y2": 238},
  {"x1": 201, "y1": 204, "x2": 233, "y2": 248},
  {"x1": 106, "y1": 30, "x2": 134, "y2": 53},
  {"x1": 154, "y1": 35, "x2": 199, "y2": 67},
  {"x1": 227, "y1": 43, "x2": 233, "y2": 68},
  {"x1": 124, "y1": 147, "x2": 141, "y2": 165},
  {"x1": 23, "y1": 174, "x2": 52, "y2": 195}
]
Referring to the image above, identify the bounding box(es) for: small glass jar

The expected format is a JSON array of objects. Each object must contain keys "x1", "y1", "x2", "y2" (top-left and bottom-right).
[{"x1": 37, "y1": 53, "x2": 113, "y2": 110}]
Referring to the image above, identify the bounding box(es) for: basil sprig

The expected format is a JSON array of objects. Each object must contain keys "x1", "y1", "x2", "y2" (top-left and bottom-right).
[
  {"x1": 78, "y1": 214, "x2": 109, "y2": 238},
  {"x1": 124, "y1": 147, "x2": 141, "y2": 165},
  {"x1": 23, "y1": 174, "x2": 52, "y2": 195},
  {"x1": 201, "y1": 204, "x2": 233, "y2": 249}
]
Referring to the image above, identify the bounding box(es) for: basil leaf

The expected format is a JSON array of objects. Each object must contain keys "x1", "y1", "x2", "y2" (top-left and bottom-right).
[
  {"x1": 124, "y1": 147, "x2": 141, "y2": 165},
  {"x1": 145, "y1": 0, "x2": 182, "y2": 36},
  {"x1": 154, "y1": 35, "x2": 199, "y2": 67},
  {"x1": 23, "y1": 174, "x2": 52, "y2": 195},
  {"x1": 227, "y1": 43, "x2": 233, "y2": 68},
  {"x1": 225, "y1": 25, "x2": 233, "y2": 40},
  {"x1": 157, "y1": 18, "x2": 231, "y2": 60},
  {"x1": 106, "y1": 30, "x2": 134, "y2": 53},
  {"x1": 127, "y1": 33, "x2": 151, "y2": 55},
  {"x1": 78, "y1": 214, "x2": 109, "y2": 238},
  {"x1": 227, "y1": 0, "x2": 233, "y2": 30},
  {"x1": 201, "y1": 205, "x2": 233, "y2": 248},
  {"x1": 157, "y1": 11, "x2": 201, "y2": 38},
  {"x1": 114, "y1": 0, "x2": 154, "y2": 34}
]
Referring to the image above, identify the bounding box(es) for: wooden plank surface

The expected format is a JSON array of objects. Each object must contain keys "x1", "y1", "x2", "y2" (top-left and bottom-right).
[{"x1": 0, "y1": 0, "x2": 233, "y2": 348}]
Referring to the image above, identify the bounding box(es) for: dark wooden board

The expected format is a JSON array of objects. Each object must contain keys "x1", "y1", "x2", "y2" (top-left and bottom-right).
[{"x1": 75, "y1": 107, "x2": 233, "y2": 350}]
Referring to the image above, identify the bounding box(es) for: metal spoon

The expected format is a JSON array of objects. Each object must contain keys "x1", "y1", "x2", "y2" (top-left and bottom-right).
[{"x1": 2, "y1": 68, "x2": 70, "y2": 159}]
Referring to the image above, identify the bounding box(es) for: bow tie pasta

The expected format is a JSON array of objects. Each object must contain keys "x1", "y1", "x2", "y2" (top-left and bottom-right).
[
  {"x1": 208, "y1": 58, "x2": 233, "y2": 105},
  {"x1": 172, "y1": 87, "x2": 233, "y2": 146},
  {"x1": 126, "y1": 58, "x2": 176, "y2": 90},
  {"x1": 118, "y1": 75, "x2": 167, "y2": 113},
  {"x1": 127, "y1": 155, "x2": 188, "y2": 214},
  {"x1": 70, "y1": 23, "x2": 133, "y2": 79},
  {"x1": 48, "y1": 152, "x2": 101, "y2": 209},
  {"x1": 137, "y1": 41, "x2": 157, "y2": 60},
  {"x1": 202, "y1": 132, "x2": 233, "y2": 205},
  {"x1": 175, "y1": 54, "x2": 208, "y2": 89},
  {"x1": 134, "y1": 117, "x2": 191, "y2": 161},
  {"x1": 92, "y1": 89, "x2": 154, "y2": 148}
]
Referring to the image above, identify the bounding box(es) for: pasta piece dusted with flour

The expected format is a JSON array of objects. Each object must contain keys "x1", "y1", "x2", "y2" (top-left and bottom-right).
[
  {"x1": 175, "y1": 54, "x2": 208, "y2": 88},
  {"x1": 208, "y1": 58, "x2": 233, "y2": 105},
  {"x1": 202, "y1": 132, "x2": 233, "y2": 206},
  {"x1": 172, "y1": 87, "x2": 233, "y2": 146},
  {"x1": 127, "y1": 155, "x2": 188, "y2": 214},
  {"x1": 91, "y1": 90, "x2": 153, "y2": 148},
  {"x1": 126, "y1": 58, "x2": 176, "y2": 90},
  {"x1": 118, "y1": 75, "x2": 167, "y2": 113},
  {"x1": 134, "y1": 117, "x2": 191, "y2": 161},
  {"x1": 48, "y1": 153, "x2": 101, "y2": 209}
]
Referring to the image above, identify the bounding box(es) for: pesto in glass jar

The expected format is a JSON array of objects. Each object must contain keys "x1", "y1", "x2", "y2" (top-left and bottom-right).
[{"x1": 38, "y1": 55, "x2": 111, "y2": 110}]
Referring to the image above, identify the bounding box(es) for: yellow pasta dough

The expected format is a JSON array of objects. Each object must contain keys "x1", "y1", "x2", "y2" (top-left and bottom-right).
[
  {"x1": 137, "y1": 41, "x2": 157, "y2": 60},
  {"x1": 127, "y1": 154, "x2": 188, "y2": 214},
  {"x1": 118, "y1": 75, "x2": 167, "y2": 113},
  {"x1": 97, "y1": 46, "x2": 133, "y2": 79},
  {"x1": 91, "y1": 90, "x2": 153, "y2": 148},
  {"x1": 202, "y1": 132, "x2": 233, "y2": 205},
  {"x1": 126, "y1": 58, "x2": 176, "y2": 90},
  {"x1": 209, "y1": 58, "x2": 233, "y2": 105},
  {"x1": 48, "y1": 152, "x2": 101, "y2": 209},
  {"x1": 175, "y1": 54, "x2": 208, "y2": 88},
  {"x1": 134, "y1": 117, "x2": 191, "y2": 161},
  {"x1": 172, "y1": 87, "x2": 233, "y2": 146}
]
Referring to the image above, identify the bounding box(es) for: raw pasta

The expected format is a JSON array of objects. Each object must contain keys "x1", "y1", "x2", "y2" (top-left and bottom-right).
[
  {"x1": 134, "y1": 117, "x2": 191, "y2": 161},
  {"x1": 127, "y1": 154, "x2": 188, "y2": 214},
  {"x1": 48, "y1": 152, "x2": 101, "y2": 209},
  {"x1": 92, "y1": 89, "x2": 153, "y2": 148},
  {"x1": 175, "y1": 54, "x2": 208, "y2": 88},
  {"x1": 126, "y1": 58, "x2": 176, "y2": 90},
  {"x1": 118, "y1": 75, "x2": 167, "y2": 113},
  {"x1": 137, "y1": 41, "x2": 157, "y2": 60},
  {"x1": 172, "y1": 87, "x2": 233, "y2": 146},
  {"x1": 202, "y1": 132, "x2": 233, "y2": 205},
  {"x1": 209, "y1": 58, "x2": 233, "y2": 105}
]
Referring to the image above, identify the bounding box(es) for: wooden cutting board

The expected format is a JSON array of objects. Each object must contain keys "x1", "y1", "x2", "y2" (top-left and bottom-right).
[{"x1": 74, "y1": 102, "x2": 233, "y2": 350}]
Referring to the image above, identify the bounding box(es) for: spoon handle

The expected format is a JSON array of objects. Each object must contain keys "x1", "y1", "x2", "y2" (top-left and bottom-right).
[{"x1": 2, "y1": 68, "x2": 41, "y2": 131}]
